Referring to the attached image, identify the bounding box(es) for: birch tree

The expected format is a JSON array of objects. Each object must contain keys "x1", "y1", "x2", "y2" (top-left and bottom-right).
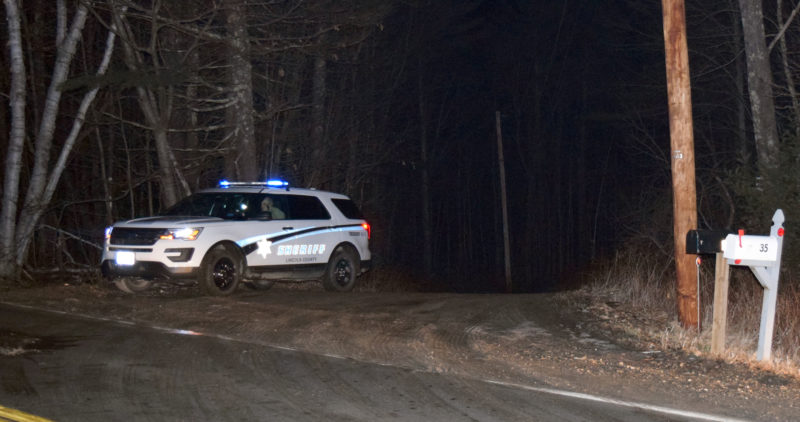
[
  {"x1": 0, "y1": 0, "x2": 27, "y2": 279},
  {"x1": 1, "y1": 0, "x2": 118, "y2": 280}
]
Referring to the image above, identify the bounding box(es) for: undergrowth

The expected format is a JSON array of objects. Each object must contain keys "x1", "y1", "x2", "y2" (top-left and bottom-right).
[{"x1": 584, "y1": 248, "x2": 800, "y2": 377}]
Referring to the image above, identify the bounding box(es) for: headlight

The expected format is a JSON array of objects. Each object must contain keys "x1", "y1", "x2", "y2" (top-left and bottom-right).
[
  {"x1": 105, "y1": 226, "x2": 113, "y2": 240},
  {"x1": 160, "y1": 227, "x2": 202, "y2": 241}
]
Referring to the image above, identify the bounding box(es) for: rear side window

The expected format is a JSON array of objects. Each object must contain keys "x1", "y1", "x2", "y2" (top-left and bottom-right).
[
  {"x1": 286, "y1": 195, "x2": 331, "y2": 220},
  {"x1": 331, "y1": 198, "x2": 364, "y2": 219}
]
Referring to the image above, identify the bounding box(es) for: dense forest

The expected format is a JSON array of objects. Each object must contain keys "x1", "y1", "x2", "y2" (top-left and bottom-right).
[{"x1": 1, "y1": 0, "x2": 798, "y2": 292}]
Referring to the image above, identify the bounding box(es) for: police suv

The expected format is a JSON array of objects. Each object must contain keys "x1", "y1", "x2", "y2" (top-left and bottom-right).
[{"x1": 101, "y1": 180, "x2": 371, "y2": 295}]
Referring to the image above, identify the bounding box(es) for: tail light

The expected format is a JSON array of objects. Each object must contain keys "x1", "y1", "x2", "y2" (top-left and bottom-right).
[{"x1": 362, "y1": 222, "x2": 371, "y2": 239}]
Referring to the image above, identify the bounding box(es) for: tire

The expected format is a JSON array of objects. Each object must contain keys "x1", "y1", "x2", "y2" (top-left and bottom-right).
[
  {"x1": 246, "y1": 279, "x2": 275, "y2": 291},
  {"x1": 322, "y1": 247, "x2": 359, "y2": 292},
  {"x1": 199, "y1": 245, "x2": 242, "y2": 296},
  {"x1": 113, "y1": 277, "x2": 153, "y2": 294}
]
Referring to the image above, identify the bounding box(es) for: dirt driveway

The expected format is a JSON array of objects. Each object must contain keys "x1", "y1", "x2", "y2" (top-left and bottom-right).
[{"x1": 2, "y1": 280, "x2": 799, "y2": 421}]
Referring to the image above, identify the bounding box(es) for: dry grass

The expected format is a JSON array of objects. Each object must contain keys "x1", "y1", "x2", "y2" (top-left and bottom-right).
[{"x1": 583, "y1": 248, "x2": 800, "y2": 377}]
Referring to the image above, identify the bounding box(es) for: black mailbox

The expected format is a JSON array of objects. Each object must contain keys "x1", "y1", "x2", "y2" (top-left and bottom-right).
[{"x1": 686, "y1": 230, "x2": 730, "y2": 254}]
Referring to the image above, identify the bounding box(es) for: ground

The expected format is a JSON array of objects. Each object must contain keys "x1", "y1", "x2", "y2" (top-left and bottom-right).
[{"x1": 1, "y1": 275, "x2": 799, "y2": 420}]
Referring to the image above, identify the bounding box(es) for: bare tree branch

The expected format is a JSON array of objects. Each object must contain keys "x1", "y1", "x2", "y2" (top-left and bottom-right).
[{"x1": 768, "y1": 0, "x2": 800, "y2": 52}]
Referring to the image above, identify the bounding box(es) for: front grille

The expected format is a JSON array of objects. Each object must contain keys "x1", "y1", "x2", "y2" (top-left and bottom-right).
[
  {"x1": 109, "y1": 247, "x2": 153, "y2": 252},
  {"x1": 110, "y1": 228, "x2": 165, "y2": 246}
]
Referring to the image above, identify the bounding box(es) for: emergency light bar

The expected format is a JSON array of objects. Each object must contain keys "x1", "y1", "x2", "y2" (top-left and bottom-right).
[
  {"x1": 219, "y1": 179, "x2": 290, "y2": 189},
  {"x1": 265, "y1": 179, "x2": 289, "y2": 188}
]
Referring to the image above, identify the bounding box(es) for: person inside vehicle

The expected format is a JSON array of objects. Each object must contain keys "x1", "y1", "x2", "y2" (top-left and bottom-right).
[{"x1": 259, "y1": 196, "x2": 285, "y2": 219}]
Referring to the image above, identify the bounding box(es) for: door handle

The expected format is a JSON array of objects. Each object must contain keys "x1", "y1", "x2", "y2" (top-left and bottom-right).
[{"x1": 282, "y1": 227, "x2": 294, "y2": 231}]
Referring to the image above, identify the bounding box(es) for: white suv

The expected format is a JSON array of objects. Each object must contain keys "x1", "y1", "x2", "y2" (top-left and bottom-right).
[{"x1": 101, "y1": 180, "x2": 371, "y2": 295}]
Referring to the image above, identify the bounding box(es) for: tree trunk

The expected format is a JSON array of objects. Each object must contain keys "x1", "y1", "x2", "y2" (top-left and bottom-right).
[
  {"x1": 22, "y1": 4, "x2": 88, "y2": 217},
  {"x1": 226, "y1": 0, "x2": 258, "y2": 180},
  {"x1": 112, "y1": 3, "x2": 181, "y2": 207},
  {"x1": 0, "y1": 0, "x2": 27, "y2": 279},
  {"x1": 309, "y1": 56, "x2": 327, "y2": 187},
  {"x1": 418, "y1": 67, "x2": 433, "y2": 276},
  {"x1": 151, "y1": 124, "x2": 180, "y2": 208},
  {"x1": 495, "y1": 111, "x2": 511, "y2": 292},
  {"x1": 97, "y1": 128, "x2": 114, "y2": 226},
  {"x1": 345, "y1": 69, "x2": 360, "y2": 193},
  {"x1": 13, "y1": 3, "x2": 89, "y2": 267},
  {"x1": 730, "y1": 0, "x2": 748, "y2": 159},
  {"x1": 2, "y1": 2, "x2": 117, "y2": 277},
  {"x1": 16, "y1": 6, "x2": 118, "y2": 262},
  {"x1": 777, "y1": 0, "x2": 800, "y2": 139},
  {"x1": 738, "y1": 0, "x2": 780, "y2": 172}
]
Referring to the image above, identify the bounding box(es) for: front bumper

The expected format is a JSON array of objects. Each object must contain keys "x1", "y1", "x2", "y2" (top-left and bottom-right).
[{"x1": 101, "y1": 259, "x2": 198, "y2": 279}]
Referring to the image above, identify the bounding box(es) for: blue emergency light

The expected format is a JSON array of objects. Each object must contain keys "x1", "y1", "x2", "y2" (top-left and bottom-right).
[
  {"x1": 218, "y1": 179, "x2": 290, "y2": 189},
  {"x1": 265, "y1": 179, "x2": 289, "y2": 188}
]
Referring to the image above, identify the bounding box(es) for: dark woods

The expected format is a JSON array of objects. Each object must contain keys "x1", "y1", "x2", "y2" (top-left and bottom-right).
[{"x1": 1, "y1": 0, "x2": 798, "y2": 291}]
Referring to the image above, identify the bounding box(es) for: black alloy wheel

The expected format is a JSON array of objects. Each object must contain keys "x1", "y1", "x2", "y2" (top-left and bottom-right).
[
  {"x1": 200, "y1": 245, "x2": 242, "y2": 296},
  {"x1": 322, "y1": 247, "x2": 358, "y2": 292}
]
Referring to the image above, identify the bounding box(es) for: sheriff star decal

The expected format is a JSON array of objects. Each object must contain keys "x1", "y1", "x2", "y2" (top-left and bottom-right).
[{"x1": 256, "y1": 239, "x2": 272, "y2": 258}]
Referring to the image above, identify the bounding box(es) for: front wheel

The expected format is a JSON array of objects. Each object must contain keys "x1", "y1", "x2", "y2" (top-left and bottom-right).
[
  {"x1": 113, "y1": 277, "x2": 154, "y2": 294},
  {"x1": 322, "y1": 247, "x2": 359, "y2": 292},
  {"x1": 199, "y1": 245, "x2": 242, "y2": 296}
]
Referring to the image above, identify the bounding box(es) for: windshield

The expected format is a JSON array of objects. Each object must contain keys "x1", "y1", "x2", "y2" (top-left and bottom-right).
[
  {"x1": 161, "y1": 192, "x2": 331, "y2": 221},
  {"x1": 162, "y1": 193, "x2": 260, "y2": 219}
]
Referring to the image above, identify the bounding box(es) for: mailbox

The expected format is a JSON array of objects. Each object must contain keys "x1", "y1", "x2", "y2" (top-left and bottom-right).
[
  {"x1": 685, "y1": 230, "x2": 730, "y2": 254},
  {"x1": 722, "y1": 233, "x2": 778, "y2": 267},
  {"x1": 695, "y1": 210, "x2": 785, "y2": 362}
]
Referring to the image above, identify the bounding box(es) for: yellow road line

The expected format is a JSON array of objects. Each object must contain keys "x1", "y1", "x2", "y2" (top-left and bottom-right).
[{"x1": 0, "y1": 405, "x2": 54, "y2": 422}]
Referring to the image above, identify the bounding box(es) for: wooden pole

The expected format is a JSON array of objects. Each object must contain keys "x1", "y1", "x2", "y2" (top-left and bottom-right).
[
  {"x1": 711, "y1": 253, "x2": 730, "y2": 355},
  {"x1": 495, "y1": 111, "x2": 512, "y2": 293},
  {"x1": 662, "y1": 0, "x2": 699, "y2": 328}
]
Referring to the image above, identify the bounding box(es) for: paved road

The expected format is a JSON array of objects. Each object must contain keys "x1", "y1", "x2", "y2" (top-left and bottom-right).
[{"x1": 0, "y1": 303, "x2": 736, "y2": 421}]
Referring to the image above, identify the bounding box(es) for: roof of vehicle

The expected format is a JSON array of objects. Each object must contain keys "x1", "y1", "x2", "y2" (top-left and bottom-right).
[{"x1": 199, "y1": 180, "x2": 350, "y2": 199}]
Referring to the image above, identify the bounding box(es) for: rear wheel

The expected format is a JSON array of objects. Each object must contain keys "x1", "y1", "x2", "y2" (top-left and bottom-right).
[
  {"x1": 199, "y1": 245, "x2": 242, "y2": 296},
  {"x1": 322, "y1": 247, "x2": 359, "y2": 292},
  {"x1": 113, "y1": 277, "x2": 153, "y2": 294}
]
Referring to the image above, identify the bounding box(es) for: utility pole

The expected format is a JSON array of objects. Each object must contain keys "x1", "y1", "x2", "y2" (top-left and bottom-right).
[
  {"x1": 495, "y1": 111, "x2": 512, "y2": 293},
  {"x1": 662, "y1": 0, "x2": 699, "y2": 328}
]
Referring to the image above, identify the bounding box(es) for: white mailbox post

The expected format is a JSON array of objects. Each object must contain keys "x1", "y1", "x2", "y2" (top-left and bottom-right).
[{"x1": 721, "y1": 209, "x2": 785, "y2": 361}]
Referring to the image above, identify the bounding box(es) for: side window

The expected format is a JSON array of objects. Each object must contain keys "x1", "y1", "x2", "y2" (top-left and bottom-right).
[
  {"x1": 331, "y1": 198, "x2": 364, "y2": 219},
  {"x1": 286, "y1": 195, "x2": 331, "y2": 220},
  {"x1": 251, "y1": 194, "x2": 288, "y2": 220}
]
